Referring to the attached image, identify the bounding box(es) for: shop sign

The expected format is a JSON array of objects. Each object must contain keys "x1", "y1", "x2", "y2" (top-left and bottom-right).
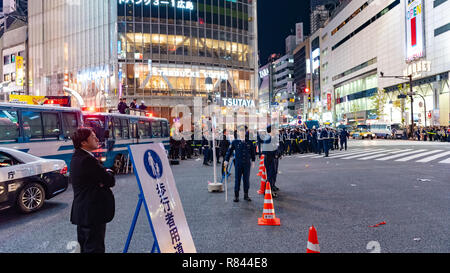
[
  {"x1": 15, "y1": 56, "x2": 24, "y2": 87},
  {"x1": 403, "y1": 60, "x2": 431, "y2": 78},
  {"x1": 406, "y1": 0, "x2": 425, "y2": 61},
  {"x1": 119, "y1": 0, "x2": 194, "y2": 11},
  {"x1": 221, "y1": 98, "x2": 256, "y2": 108}
]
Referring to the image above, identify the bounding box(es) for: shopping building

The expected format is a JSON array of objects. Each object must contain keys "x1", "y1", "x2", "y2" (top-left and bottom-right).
[
  {"x1": 28, "y1": 0, "x2": 259, "y2": 121},
  {"x1": 318, "y1": 0, "x2": 450, "y2": 127}
]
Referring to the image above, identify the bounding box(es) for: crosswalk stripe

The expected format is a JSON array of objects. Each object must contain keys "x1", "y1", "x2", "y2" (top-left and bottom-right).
[
  {"x1": 438, "y1": 158, "x2": 450, "y2": 164},
  {"x1": 416, "y1": 151, "x2": 450, "y2": 163},
  {"x1": 358, "y1": 149, "x2": 409, "y2": 160},
  {"x1": 327, "y1": 149, "x2": 383, "y2": 159},
  {"x1": 376, "y1": 149, "x2": 427, "y2": 161},
  {"x1": 308, "y1": 149, "x2": 367, "y2": 159},
  {"x1": 341, "y1": 149, "x2": 392, "y2": 159},
  {"x1": 395, "y1": 150, "x2": 443, "y2": 162}
]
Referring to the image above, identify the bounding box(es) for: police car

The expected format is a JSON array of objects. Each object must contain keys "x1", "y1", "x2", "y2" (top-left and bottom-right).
[{"x1": 0, "y1": 147, "x2": 69, "y2": 213}]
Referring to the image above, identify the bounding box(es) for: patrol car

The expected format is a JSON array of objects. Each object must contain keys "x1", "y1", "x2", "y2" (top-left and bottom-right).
[{"x1": 0, "y1": 147, "x2": 68, "y2": 213}]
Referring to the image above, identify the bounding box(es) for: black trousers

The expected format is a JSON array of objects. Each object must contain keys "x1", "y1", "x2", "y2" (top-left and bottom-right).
[{"x1": 77, "y1": 224, "x2": 106, "y2": 253}]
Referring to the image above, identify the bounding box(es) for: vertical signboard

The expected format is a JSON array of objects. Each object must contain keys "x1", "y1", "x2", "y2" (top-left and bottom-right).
[
  {"x1": 406, "y1": 0, "x2": 425, "y2": 61},
  {"x1": 296, "y1": 23, "x2": 304, "y2": 45},
  {"x1": 128, "y1": 143, "x2": 196, "y2": 253},
  {"x1": 15, "y1": 56, "x2": 24, "y2": 86}
]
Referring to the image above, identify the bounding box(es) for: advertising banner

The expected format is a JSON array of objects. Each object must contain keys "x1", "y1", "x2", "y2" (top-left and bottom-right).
[
  {"x1": 129, "y1": 143, "x2": 196, "y2": 253},
  {"x1": 296, "y1": 23, "x2": 304, "y2": 45},
  {"x1": 406, "y1": 0, "x2": 425, "y2": 61},
  {"x1": 15, "y1": 56, "x2": 24, "y2": 86},
  {"x1": 9, "y1": 95, "x2": 71, "y2": 107}
]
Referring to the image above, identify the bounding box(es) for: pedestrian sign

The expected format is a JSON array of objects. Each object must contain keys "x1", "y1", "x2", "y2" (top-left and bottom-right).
[{"x1": 124, "y1": 143, "x2": 196, "y2": 253}]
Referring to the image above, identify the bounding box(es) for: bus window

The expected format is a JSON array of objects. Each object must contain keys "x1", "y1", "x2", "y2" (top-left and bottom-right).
[
  {"x1": 138, "y1": 120, "x2": 150, "y2": 138},
  {"x1": 152, "y1": 121, "x2": 161, "y2": 138},
  {"x1": 22, "y1": 111, "x2": 43, "y2": 139},
  {"x1": 121, "y1": 119, "x2": 130, "y2": 139},
  {"x1": 113, "y1": 118, "x2": 122, "y2": 139},
  {"x1": 62, "y1": 112, "x2": 79, "y2": 138},
  {"x1": 130, "y1": 120, "x2": 138, "y2": 139},
  {"x1": 161, "y1": 121, "x2": 169, "y2": 137},
  {"x1": 42, "y1": 112, "x2": 61, "y2": 138},
  {"x1": 0, "y1": 109, "x2": 19, "y2": 142}
]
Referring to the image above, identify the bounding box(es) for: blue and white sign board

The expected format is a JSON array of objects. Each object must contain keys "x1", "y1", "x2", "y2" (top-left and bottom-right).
[{"x1": 129, "y1": 143, "x2": 196, "y2": 253}]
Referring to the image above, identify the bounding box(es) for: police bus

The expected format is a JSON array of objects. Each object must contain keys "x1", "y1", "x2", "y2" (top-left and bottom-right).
[
  {"x1": 82, "y1": 111, "x2": 170, "y2": 173},
  {"x1": 0, "y1": 102, "x2": 83, "y2": 167}
]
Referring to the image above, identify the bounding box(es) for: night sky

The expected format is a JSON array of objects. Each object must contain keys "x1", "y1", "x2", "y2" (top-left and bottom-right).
[{"x1": 257, "y1": 0, "x2": 311, "y2": 66}]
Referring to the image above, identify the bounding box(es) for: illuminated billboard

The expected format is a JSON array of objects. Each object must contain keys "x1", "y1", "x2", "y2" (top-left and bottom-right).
[{"x1": 406, "y1": 0, "x2": 425, "y2": 62}]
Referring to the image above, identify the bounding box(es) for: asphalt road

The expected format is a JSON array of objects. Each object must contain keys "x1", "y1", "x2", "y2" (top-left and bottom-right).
[{"x1": 0, "y1": 139, "x2": 449, "y2": 253}]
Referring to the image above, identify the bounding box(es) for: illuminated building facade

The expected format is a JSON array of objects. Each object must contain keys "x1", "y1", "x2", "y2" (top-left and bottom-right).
[{"x1": 28, "y1": 0, "x2": 259, "y2": 120}]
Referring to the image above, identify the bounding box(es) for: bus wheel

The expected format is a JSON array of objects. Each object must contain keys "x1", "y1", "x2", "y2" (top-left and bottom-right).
[
  {"x1": 113, "y1": 155, "x2": 124, "y2": 174},
  {"x1": 17, "y1": 183, "x2": 46, "y2": 213}
]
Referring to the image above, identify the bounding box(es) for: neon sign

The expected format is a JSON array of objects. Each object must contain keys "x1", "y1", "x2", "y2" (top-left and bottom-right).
[
  {"x1": 406, "y1": 0, "x2": 425, "y2": 62},
  {"x1": 118, "y1": 0, "x2": 194, "y2": 11}
]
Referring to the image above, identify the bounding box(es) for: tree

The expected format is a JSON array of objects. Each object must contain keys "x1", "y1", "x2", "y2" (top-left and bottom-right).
[{"x1": 369, "y1": 89, "x2": 388, "y2": 120}]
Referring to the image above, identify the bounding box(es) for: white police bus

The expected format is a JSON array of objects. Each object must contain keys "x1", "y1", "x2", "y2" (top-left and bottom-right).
[
  {"x1": 82, "y1": 111, "x2": 170, "y2": 173},
  {"x1": 0, "y1": 103, "x2": 83, "y2": 168}
]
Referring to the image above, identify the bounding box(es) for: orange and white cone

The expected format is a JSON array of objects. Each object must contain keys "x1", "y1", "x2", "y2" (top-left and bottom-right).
[
  {"x1": 257, "y1": 166, "x2": 267, "y2": 195},
  {"x1": 306, "y1": 226, "x2": 320, "y2": 253},
  {"x1": 257, "y1": 155, "x2": 265, "y2": 177},
  {"x1": 258, "y1": 182, "x2": 281, "y2": 226}
]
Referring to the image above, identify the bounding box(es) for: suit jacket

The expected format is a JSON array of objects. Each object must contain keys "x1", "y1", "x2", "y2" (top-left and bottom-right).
[
  {"x1": 225, "y1": 139, "x2": 255, "y2": 166},
  {"x1": 70, "y1": 149, "x2": 116, "y2": 226}
]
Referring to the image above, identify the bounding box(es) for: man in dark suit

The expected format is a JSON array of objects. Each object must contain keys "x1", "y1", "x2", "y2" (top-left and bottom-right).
[{"x1": 70, "y1": 128, "x2": 116, "y2": 253}]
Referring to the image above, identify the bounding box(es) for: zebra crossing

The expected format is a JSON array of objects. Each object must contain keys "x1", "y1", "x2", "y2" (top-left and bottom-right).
[{"x1": 294, "y1": 148, "x2": 450, "y2": 164}]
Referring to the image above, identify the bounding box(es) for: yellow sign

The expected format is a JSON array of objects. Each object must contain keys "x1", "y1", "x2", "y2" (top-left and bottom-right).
[
  {"x1": 10, "y1": 95, "x2": 46, "y2": 105},
  {"x1": 15, "y1": 56, "x2": 24, "y2": 86}
]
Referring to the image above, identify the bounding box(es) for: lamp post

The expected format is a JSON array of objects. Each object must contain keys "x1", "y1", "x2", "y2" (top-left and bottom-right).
[{"x1": 380, "y1": 72, "x2": 415, "y2": 138}]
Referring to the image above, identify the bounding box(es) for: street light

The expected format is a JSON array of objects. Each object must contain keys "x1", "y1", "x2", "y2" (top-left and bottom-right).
[{"x1": 380, "y1": 72, "x2": 415, "y2": 138}]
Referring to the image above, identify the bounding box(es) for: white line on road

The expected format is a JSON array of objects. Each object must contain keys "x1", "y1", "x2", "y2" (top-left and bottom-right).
[
  {"x1": 308, "y1": 149, "x2": 367, "y2": 159},
  {"x1": 358, "y1": 149, "x2": 409, "y2": 160},
  {"x1": 376, "y1": 149, "x2": 427, "y2": 161},
  {"x1": 416, "y1": 151, "x2": 450, "y2": 163},
  {"x1": 395, "y1": 150, "x2": 443, "y2": 162},
  {"x1": 438, "y1": 158, "x2": 450, "y2": 164},
  {"x1": 341, "y1": 149, "x2": 391, "y2": 159},
  {"x1": 327, "y1": 149, "x2": 383, "y2": 159}
]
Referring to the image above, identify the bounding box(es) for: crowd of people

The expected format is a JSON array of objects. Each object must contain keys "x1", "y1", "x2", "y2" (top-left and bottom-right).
[
  {"x1": 117, "y1": 98, "x2": 148, "y2": 114},
  {"x1": 413, "y1": 126, "x2": 450, "y2": 142},
  {"x1": 168, "y1": 125, "x2": 352, "y2": 200}
]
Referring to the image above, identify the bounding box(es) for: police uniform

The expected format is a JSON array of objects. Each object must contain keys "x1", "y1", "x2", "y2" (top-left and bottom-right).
[
  {"x1": 320, "y1": 129, "x2": 330, "y2": 157},
  {"x1": 258, "y1": 126, "x2": 279, "y2": 196},
  {"x1": 225, "y1": 127, "x2": 255, "y2": 202}
]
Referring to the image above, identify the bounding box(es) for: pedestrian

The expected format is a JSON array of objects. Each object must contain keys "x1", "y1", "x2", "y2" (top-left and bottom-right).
[
  {"x1": 224, "y1": 125, "x2": 256, "y2": 202},
  {"x1": 130, "y1": 99, "x2": 137, "y2": 110},
  {"x1": 321, "y1": 127, "x2": 330, "y2": 157},
  {"x1": 139, "y1": 100, "x2": 147, "y2": 111},
  {"x1": 258, "y1": 125, "x2": 280, "y2": 197},
  {"x1": 70, "y1": 128, "x2": 115, "y2": 253},
  {"x1": 117, "y1": 98, "x2": 128, "y2": 114},
  {"x1": 202, "y1": 133, "x2": 211, "y2": 166},
  {"x1": 340, "y1": 128, "x2": 349, "y2": 151}
]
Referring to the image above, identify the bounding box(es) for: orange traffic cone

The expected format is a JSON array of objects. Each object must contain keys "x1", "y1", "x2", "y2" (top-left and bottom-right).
[
  {"x1": 306, "y1": 226, "x2": 320, "y2": 253},
  {"x1": 257, "y1": 155, "x2": 265, "y2": 177},
  {"x1": 257, "y1": 166, "x2": 267, "y2": 195},
  {"x1": 258, "y1": 182, "x2": 280, "y2": 226}
]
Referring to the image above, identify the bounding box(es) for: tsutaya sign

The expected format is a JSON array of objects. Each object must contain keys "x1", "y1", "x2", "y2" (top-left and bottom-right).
[
  {"x1": 406, "y1": 0, "x2": 425, "y2": 61},
  {"x1": 118, "y1": 0, "x2": 194, "y2": 11},
  {"x1": 221, "y1": 98, "x2": 256, "y2": 108}
]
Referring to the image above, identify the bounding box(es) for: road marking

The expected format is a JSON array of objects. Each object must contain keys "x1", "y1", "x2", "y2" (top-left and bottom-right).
[
  {"x1": 376, "y1": 149, "x2": 427, "y2": 161},
  {"x1": 341, "y1": 149, "x2": 391, "y2": 159},
  {"x1": 438, "y1": 158, "x2": 450, "y2": 164},
  {"x1": 395, "y1": 150, "x2": 443, "y2": 162},
  {"x1": 416, "y1": 151, "x2": 450, "y2": 163},
  {"x1": 308, "y1": 149, "x2": 367, "y2": 159},
  {"x1": 327, "y1": 149, "x2": 383, "y2": 159},
  {"x1": 358, "y1": 149, "x2": 410, "y2": 160}
]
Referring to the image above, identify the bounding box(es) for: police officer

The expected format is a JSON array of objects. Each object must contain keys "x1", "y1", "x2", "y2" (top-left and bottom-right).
[
  {"x1": 340, "y1": 128, "x2": 349, "y2": 151},
  {"x1": 224, "y1": 125, "x2": 256, "y2": 202},
  {"x1": 317, "y1": 128, "x2": 323, "y2": 155},
  {"x1": 258, "y1": 125, "x2": 279, "y2": 197},
  {"x1": 312, "y1": 128, "x2": 318, "y2": 154},
  {"x1": 321, "y1": 127, "x2": 330, "y2": 157}
]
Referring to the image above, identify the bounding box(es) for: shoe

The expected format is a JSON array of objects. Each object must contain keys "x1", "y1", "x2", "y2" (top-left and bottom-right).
[
  {"x1": 234, "y1": 192, "x2": 239, "y2": 202},
  {"x1": 272, "y1": 186, "x2": 279, "y2": 192},
  {"x1": 244, "y1": 194, "x2": 252, "y2": 202},
  {"x1": 272, "y1": 192, "x2": 278, "y2": 198}
]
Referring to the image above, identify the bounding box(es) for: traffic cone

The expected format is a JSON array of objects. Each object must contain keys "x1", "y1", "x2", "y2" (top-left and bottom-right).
[
  {"x1": 306, "y1": 226, "x2": 320, "y2": 253},
  {"x1": 258, "y1": 182, "x2": 280, "y2": 226},
  {"x1": 257, "y1": 155, "x2": 265, "y2": 177},
  {"x1": 257, "y1": 166, "x2": 267, "y2": 195}
]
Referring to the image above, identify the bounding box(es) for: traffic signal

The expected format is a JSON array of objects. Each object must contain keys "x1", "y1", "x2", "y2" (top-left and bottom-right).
[{"x1": 304, "y1": 88, "x2": 311, "y2": 94}]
